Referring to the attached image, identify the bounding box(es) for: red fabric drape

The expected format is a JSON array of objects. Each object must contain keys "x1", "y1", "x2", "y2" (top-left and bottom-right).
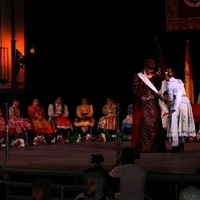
[{"x1": 191, "y1": 103, "x2": 200, "y2": 122}]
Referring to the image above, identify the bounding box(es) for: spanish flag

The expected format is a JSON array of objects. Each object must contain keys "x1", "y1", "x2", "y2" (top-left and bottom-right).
[{"x1": 184, "y1": 39, "x2": 194, "y2": 103}]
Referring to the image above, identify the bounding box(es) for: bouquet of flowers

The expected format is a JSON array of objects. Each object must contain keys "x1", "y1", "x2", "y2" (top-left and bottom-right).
[
  {"x1": 11, "y1": 138, "x2": 25, "y2": 147},
  {"x1": 51, "y1": 135, "x2": 66, "y2": 144},
  {"x1": 33, "y1": 135, "x2": 46, "y2": 145}
]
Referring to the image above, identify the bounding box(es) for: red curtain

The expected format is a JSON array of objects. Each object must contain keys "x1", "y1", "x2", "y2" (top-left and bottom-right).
[
  {"x1": 166, "y1": 0, "x2": 200, "y2": 31},
  {"x1": 191, "y1": 103, "x2": 200, "y2": 122}
]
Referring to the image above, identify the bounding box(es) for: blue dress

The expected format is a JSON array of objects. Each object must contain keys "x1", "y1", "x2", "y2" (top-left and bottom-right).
[{"x1": 122, "y1": 104, "x2": 133, "y2": 131}]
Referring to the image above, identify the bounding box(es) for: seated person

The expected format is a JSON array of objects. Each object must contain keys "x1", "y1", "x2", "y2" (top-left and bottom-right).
[
  {"x1": 121, "y1": 104, "x2": 133, "y2": 135},
  {"x1": 31, "y1": 177, "x2": 51, "y2": 200},
  {"x1": 28, "y1": 98, "x2": 54, "y2": 144},
  {"x1": 48, "y1": 96, "x2": 73, "y2": 138},
  {"x1": 75, "y1": 171, "x2": 110, "y2": 200},
  {"x1": 0, "y1": 108, "x2": 6, "y2": 144},
  {"x1": 8, "y1": 98, "x2": 32, "y2": 141},
  {"x1": 74, "y1": 98, "x2": 95, "y2": 134},
  {"x1": 97, "y1": 97, "x2": 116, "y2": 135}
]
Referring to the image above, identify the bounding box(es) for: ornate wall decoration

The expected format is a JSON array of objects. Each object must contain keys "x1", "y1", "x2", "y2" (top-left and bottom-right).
[{"x1": 166, "y1": 0, "x2": 200, "y2": 31}]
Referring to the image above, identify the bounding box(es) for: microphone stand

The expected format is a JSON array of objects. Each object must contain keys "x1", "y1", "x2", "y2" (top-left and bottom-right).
[
  {"x1": 115, "y1": 103, "x2": 122, "y2": 158},
  {"x1": 2, "y1": 103, "x2": 9, "y2": 170}
]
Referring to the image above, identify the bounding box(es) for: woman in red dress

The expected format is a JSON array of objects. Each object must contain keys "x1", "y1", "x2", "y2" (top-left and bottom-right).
[{"x1": 28, "y1": 98, "x2": 54, "y2": 135}]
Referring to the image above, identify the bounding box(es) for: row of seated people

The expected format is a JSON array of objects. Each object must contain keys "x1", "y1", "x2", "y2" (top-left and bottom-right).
[{"x1": 0, "y1": 96, "x2": 132, "y2": 146}]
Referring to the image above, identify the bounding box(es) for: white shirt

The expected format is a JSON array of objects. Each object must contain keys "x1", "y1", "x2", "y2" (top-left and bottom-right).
[
  {"x1": 166, "y1": 77, "x2": 190, "y2": 111},
  {"x1": 48, "y1": 103, "x2": 69, "y2": 118},
  {"x1": 109, "y1": 164, "x2": 146, "y2": 200}
]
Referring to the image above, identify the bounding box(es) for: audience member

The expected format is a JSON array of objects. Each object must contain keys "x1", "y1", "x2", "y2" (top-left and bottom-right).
[
  {"x1": 108, "y1": 147, "x2": 146, "y2": 200},
  {"x1": 179, "y1": 186, "x2": 200, "y2": 200},
  {"x1": 75, "y1": 171, "x2": 110, "y2": 200},
  {"x1": 31, "y1": 177, "x2": 51, "y2": 200}
]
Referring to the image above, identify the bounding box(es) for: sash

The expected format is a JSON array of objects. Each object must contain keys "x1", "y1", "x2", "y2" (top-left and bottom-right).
[{"x1": 137, "y1": 72, "x2": 158, "y2": 94}]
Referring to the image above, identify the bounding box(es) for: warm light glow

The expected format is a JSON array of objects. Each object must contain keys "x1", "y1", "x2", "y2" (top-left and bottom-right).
[
  {"x1": 30, "y1": 47, "x2": 35, "y2": 54},
  {"x1": 0, "y1": 0, "x2": 24, "y2": 89}
]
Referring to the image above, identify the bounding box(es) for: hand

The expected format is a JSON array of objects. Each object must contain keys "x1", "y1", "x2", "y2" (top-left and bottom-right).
[
  {"x1": 163, "y1": 112, "x2": 168, "y2": 116},
  {"x1": 156, "y1": 69, "x2": 161, "y2": 75},
  {"x1": 142, "y1": 97, "x2": 147, "y2": 102},
  {"x1": 116, "y1": 155, "x2": 123, "y2": 164}
]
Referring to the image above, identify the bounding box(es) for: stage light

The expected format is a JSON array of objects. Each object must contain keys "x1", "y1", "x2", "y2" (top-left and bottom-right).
[{"x1": 30, "y1": 47, "x2": 35, "y2": 54}]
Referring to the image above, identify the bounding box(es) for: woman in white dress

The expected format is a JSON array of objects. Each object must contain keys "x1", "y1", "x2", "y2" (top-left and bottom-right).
[{"x1": 164, "y1": 68, "x2": 196, "y2": 153}]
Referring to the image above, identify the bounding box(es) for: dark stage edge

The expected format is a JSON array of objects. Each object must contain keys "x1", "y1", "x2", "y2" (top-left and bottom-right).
[{"x1": 0, "y1": 141, "x2": 200, "y2": 177}]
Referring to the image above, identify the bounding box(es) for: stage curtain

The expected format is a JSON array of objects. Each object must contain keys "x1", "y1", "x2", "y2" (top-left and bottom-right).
[
  {"x1": 184, "y1": 40, "x2": 194, "y2": 103},
  {"x1": 166, "y1": 0, "x2": 200, "y2": 31},
  {"x1": 191, "y1": 103, "x2": 200, "y2": 122}
]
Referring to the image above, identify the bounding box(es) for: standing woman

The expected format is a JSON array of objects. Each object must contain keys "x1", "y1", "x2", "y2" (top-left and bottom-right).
[
  {"x1": 131, "y1": 58, "x2": 166, "y2": 152},
  {"x1": 164, "y1": 68, "x2": 196, "y2": 152}
]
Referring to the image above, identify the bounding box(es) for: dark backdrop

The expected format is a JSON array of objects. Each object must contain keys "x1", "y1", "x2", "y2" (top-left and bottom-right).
[{"x1": 23, "y1": 1, "x2": 200, "y2": 124}]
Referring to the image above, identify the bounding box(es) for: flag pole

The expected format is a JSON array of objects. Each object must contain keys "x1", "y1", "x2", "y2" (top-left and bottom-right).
[{"x1": 154, "y1": 37, "x2": 168, "y2": 96}]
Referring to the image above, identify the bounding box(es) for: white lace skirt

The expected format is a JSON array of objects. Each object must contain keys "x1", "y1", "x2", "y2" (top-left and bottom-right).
[{"x1": 167, "y1": 102, "x2": 196, "y2": 138}]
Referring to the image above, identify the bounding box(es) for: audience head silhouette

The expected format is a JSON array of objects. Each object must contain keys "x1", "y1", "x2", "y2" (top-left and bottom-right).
[
  {"x1": 179, "y1": 186, "x2": 200, "y2": 200},
  {"x1": 31, "y1": 177, "x2": 51, "y2": 200}
]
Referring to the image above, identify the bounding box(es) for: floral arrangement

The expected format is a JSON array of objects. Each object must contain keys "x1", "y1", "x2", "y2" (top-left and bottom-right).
[
  {"x1": 51, "y1": 135, "x2": 66, "y2": 144},
  {"x1": 98, "y1": 133, "x2": 106, "y2": 142},
  {"x1": 33, "y1": 135, "x2": 46, "y2": 145},
  {"x1": 76, "y1": 134, "x2": 81, "y2": 142},
  {"x1": 11, "y1": 138, "x2": 25, "y2": 147}
]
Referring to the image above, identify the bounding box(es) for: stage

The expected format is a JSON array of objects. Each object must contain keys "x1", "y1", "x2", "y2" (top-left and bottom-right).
[
  {"x1": 0, "y1": 140, "x2": 200, "y2": 200},
  {"x1": 0, "y1": 140, "x2": 200, "y2": 173}
]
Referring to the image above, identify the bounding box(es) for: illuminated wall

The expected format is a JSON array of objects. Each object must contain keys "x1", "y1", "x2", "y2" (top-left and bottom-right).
[{"x1": 0, "y1": 0, "x2": 24, "y2": 89}]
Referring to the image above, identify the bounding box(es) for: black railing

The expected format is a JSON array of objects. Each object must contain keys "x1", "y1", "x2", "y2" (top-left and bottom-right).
[{"x1": 0, "y1": 47, "x2": 9, "y2": 84}]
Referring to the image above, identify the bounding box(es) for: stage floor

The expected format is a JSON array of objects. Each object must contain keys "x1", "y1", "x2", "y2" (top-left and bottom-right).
[{"x1": 0, "y1": 140, "x2": 200, "y2": 175}]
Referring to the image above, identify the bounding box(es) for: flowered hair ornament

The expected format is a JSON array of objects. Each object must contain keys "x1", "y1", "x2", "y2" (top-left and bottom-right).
[{"x1": 165, "y1": 68, "x2": 174, "y2": 78}]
